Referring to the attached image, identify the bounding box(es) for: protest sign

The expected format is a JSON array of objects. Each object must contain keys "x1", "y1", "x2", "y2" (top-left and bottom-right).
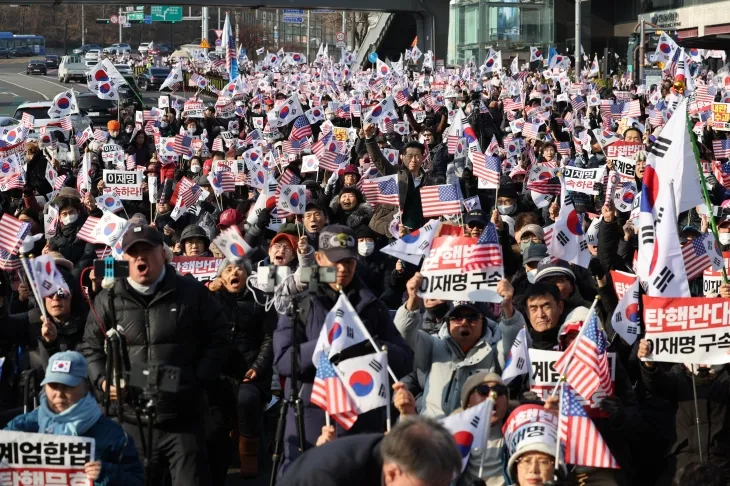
[
  {"x1": 333, "y1": 127, "x2": 348, "y2": 142},
  {"x1": 610, "y1": 270, "x2": 638, "y2": 300},
  {"x1": 417, "y1": 236, "x2": 503, "y2": 303},
  {"x1": 0, "y1": 430, "x2": 94, "y2": 485},
  {"x1": 528, "y1": 349, "x2": 615, "y2": 415},
  {"x1": 712, "y1": 102, "x2": 730, "y2": 131},
  {"x1": 158, "y1": 96, "x2": 169, "y2": 109},
  {"x1": 101, "y1": 143, "x2": 124, "y2": 168},
  {"x1": 563, "y1": 166, "x2": 606, "y2": 195},
  {"x1": 183, "y1": 108, "x2": 204, "y2": 119},
  {"x1": 643, "y1": 295, "x2": 730, "y2": 364},
  {"x1": 171, "y1": 256, "x2": 222, "y2": 282},
  {"x1": 612, "y1": 156, "x2": 636, "y2": 181},
  {"x1": 703, "y1": 251, "x2": 730, "y2": 296},
  {"x1": 102, "y1": 170, "x2": 143, "y2": 200},
  {"x1": 605, "y1": 141, "x2": 644, "y2": 159}
]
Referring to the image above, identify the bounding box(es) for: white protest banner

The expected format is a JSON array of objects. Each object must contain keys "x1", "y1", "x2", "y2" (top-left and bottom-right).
[
  {"x1": 563, "y1": 166, "x2": 606, "y2": 195},
  {"x1": 183, "y1": 108, "x2": 204, "y2": 119},
  {"x1": 612, "y1": 156, "x2": 636, "y2": 182},
  {"x1": 643, "y1": 295, "x2": 730, "y2": 365},
  {"x1": 528, "y1": 349, "x2": 616, "y2": 415},
  {"x1": 171, "y1": 256, "x2": 222, "y2": 282},
  {"x1": 101, "y1": 143, "x2": 124, "y2": 169},
  {"x1": 417, "y1": 236, "x2": 503, "y2": 303},
  {"x1": 0, "y1": 430, "x2": 95, "y2": 484},
  {"x1": 610, "y1": 270, "x2": 638, "y2": 300},
  {"x1": 604, "y1": 141, "x2": 644, "y2": 160},
  {"x1": 102, "y1": 170, "x2": 143, "y2": 200},
  {"x1": 703, "y1": 251, "x2": 730, "y2": 296}
]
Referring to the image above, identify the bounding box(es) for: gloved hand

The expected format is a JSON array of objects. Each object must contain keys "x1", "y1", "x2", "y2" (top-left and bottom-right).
[
  {"x1": 324, "y1": 171, "x2": 338, "y2": 195},
  {"x1": 599, "y1": 396, "x2": 626, "y2": 426},
  {"x1": 255, "y1": 207, "x2": 271, "y2": 230}
]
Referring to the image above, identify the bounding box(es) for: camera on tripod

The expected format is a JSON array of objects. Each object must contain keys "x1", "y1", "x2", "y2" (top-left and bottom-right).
[
  {"x1": 128, "y1": 362, "x2": 181, "y2": 396},
  {"x1": 257, "y1": 264, "x2": 336, "y2": 294}
]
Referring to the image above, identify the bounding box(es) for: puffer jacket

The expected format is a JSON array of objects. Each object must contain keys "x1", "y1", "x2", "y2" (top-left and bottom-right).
[
  {"x1": 78, "y1": 265, "x2": 230, "y2": 424},
  {"x1": 273, "y1": 277, "x2": 413, "y2": 471},
  {"x1": 6, "y1": 408, "x2": 144, "y2": 486},
  {"x1": 49, "y1": 214, "x2": 91, "y2": 266},
  {"x1": 25, "y1": 151, "x2": 53, "y2": 197},
  {"x1": 328, "y1": 200, "x2": 373, "y2": 229},
  {"x1": 393, "y1": 304, "x2": 525, "y2": 418}
]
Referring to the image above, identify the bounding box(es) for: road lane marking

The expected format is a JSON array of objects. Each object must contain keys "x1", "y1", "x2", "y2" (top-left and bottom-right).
[{"x1": 0, "y1": 77, "x2": 48, "y2": 100}]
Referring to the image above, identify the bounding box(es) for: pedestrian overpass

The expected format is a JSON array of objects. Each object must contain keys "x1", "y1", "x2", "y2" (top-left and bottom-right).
[{"x1": 0, "y1": 0, "x2": 451, "y2": 68}]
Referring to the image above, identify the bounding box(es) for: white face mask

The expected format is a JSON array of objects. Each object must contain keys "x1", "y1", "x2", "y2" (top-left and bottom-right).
[
  {"x1": 187, "y1": 128, "x2": 196, "y2": 136},
  {"x1": 190, "y1": 165, "x2": 201, "y2": 174},
  {"x1": 358, "y1": 241, "x2": 375, "y2": 257},
  {"x1": 498, "y1": 204, "x2": 515, "y2": 216},
  {"x1": 61, "y1": 213, "x2": 78, "y2": 226},
  {"x1": 160, "y1": 121, "x2": 169, "y2": 128},
  {"x1": 526, "y1": 268, "x2": 538, "y2": 283},
  {"x1": 125, "y1": 128, "x2": 133, "y2": 134},
  {"x1": 720, "y1": 233, "x2": 730, "y2": 246}
]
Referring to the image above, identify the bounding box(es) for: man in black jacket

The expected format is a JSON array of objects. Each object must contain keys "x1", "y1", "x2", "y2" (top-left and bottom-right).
[{"x1": 78, "y1": 223, "x2": 230, "y2": 486}]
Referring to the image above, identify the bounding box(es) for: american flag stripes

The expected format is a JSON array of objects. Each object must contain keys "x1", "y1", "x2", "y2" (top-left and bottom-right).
[
  {"x1": 554, "y1": 308, "x2": 613, "y2": 401},
  {"x1": 682, "y1": 234, "x2": 720, "y2": 280},
  {"x1": 713, "y1": 160, "x2": 730, "y2": 188},
  {"x1": 522, "y1": 122, "x2": 541, "y2": 140},
  {"x1": 695, "y1": 84, "x2": 717, "y2": 104},
  {"x1": 0, "y1": 214, "x2": 30, "y2": 255},
  {"x1": 713, "y1": 140, "x2": 730, "y2": 160},
  {"x1": 527, "y1": 175, "x2": 561, "y2": 195},
  {"x1": 0, "y1": 174, "x2": 24, "y2": 192},
  {"x1": 21, "y1": 113, "x2": 34, "y2": 130},
  {"x1": 211, "y1": 138, "x2": 224, "y2": 152},
  {"x1": 289, "y1": 115, "x2": 313, "y2": 140},
  {"x1": 210, "y1": 170, "x2": 236, "y2": 193},
  {"x1": 394, "y1": 87, "x2": 410, "y2": 107},
  {"x1": 503, "y1": 98, "x2": 523, "y2": 112},
  {"x1": 557, "y1": 141, "x2": 572, "y2": 156},
  {"x1": 473, "y1": 155, "x2": 501, "y2": 186},
  {"x1": 361, "y1": 174, "x2": 400, "y2": 205},
  {"x1": 310, "y1": 353, "x2": 358, "y2": 430},
  {"x1": 463, "y1": 222, "x2": 503, "y2": 272},
  {"x1": 559, "y1": 383, "x2": 619, "y2": 469},
  {"x1": 173, "y1": 134, "x2": 192, "y2": 156},
  {"x1": 350, "y1": 100, "x2": 362, "y2": 118},
  {"x1": 178, "y1": 177, "x2": 203, "y2": 208},
  {"x1": 76, "y1": 216, "x2": 101, "y2": 244},
  {"x1": 93, "y1": 129, "x2": 109, "y2": 143},
  {"x1": 58, "y1": 116, "x2": 73, "y2": 131},
  {"x1": 0, "y1": 247, "x2": 21, "y2": 271},
  {"x1": 570, "y1": 96, "x2": 587, "y2": 112},
  {"x1": 282, "y1": 138, "x2": 312, "y2": 155},
  {"x1": 125, "y1": 154, "x2": 136, "y2": 171},
  {"x1": 53, "y1": 175, "x2": 67, "y2": 191},
  {"x1": 420, "y1": 184, "x2": 461, "y2": 217}
]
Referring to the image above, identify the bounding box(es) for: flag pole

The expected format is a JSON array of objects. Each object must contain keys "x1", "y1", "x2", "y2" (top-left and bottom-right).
[
  {"x1": 382, "y1": 346, "x2": 392, "y2": 433},
  {"x1": 550, "y1": 295, "x2": 601, "y2": 397},
  {"x1": 687, "y1": 110, "x2": 729, "y2": 283},
  {"x1": 19, "y1": 256, "x2": 49, "y2": 322},
  {"x1": 553, "y1": 381, "x2": 565, "y2": 480},
  {"x1": 476, "y1": 394, "x2": 496, "y2": 478},
  {"x1": 690, "y1": 364, "x2": 704, "y2": 462}
]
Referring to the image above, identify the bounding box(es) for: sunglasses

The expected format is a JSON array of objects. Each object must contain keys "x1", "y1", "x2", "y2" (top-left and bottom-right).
[{"x1": 474, "y1": 383, "x2": 508, "y2": 397}]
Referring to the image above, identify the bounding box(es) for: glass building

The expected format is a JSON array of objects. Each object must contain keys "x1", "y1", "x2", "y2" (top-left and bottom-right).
[{"x1": 448, "y1": 0, "x2": 556, "y2": 66}]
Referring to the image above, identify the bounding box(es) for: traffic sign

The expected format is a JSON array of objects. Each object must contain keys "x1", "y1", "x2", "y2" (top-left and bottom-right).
[
  {"x1": 313, "y1": 9, "x2": 335, "y2": 13},
  {"x1": 125, "y1": 6, "x2": 133, "y2": 12},
  {"x1": 282, "y1": 16, "x2": 303, "y2": 24},
  {"x1": 336, "y1": 31, "x2": 346, "y2": 48},
  {"x1": 273, "y1": 31, "x2": 279, "y2": 39},
  {"x1": 151, "y1": 6, "x2": 183, "y2": 22},
  {"x1": 127, "y1": 12, "x2": 144, "y2": 21},
  {"x1": 200, "y1": 38, "x2": 210, "y2": 49},
  {"x1": 283, "y1": 9, "x2": 304, "y2": 14},
  {"x1": 119, "y1": 15, "x2": 127, "y2": 24},
  {"x1": 214, "y1": 30, "x2": 223, "y2": 39},
  {"x1": 215, "y1": 39, "x2": 222, "y2": 47},
  {"x1": 144, "y1": 15, "x2": 152, "y2": 24},
  {"x1": 123, "y1": 23, "x2": 131, "y2": 28},
  {"x1": 110, "y1": 14, "x2": 118, "y2": 24}
]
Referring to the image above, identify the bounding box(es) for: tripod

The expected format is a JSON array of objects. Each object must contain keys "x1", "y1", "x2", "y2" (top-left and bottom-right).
[{"x1": 269, "y1": 294, "x2": 307, "y2": 486}]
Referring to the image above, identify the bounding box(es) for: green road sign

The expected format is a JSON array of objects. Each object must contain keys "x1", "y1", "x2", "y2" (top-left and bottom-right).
[
  {"x1": 127, "y1": 12, "x2": 144, "y2": 21},
  {"x1": 151, "y1": 6, "x2": 183, "y2": 22}
]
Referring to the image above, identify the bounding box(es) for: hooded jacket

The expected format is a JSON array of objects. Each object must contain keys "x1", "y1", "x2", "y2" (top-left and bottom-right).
[
  {"x1": 328, "y1": 198, "x2": 373, "y2": 229},
  {"x1": 393, "y1": 304, "x2": 525, "y2": 418}
]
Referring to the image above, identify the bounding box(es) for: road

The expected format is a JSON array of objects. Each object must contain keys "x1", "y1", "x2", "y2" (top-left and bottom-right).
[{"x1": 0, "y1": 58, "x2": 182, "y2": 117}]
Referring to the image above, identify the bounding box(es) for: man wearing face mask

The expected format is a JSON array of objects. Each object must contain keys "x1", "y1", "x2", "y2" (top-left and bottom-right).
[
  {"x1": 106, "y1": 120, "x2": 126, "y2": 147},
  {"x1": 495, "y1": 184, "x2": 521, "y2": 218},
  {"x1": 48, "y1": 194, "x2": 93, "y2": 266},
  {"x1": 353, "y1": 225, "x2": 392, "y2": 300}
]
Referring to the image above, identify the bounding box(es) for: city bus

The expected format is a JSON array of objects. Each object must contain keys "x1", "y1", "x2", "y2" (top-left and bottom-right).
[{"x1": 0, "y1": 33, "x2": 45, "y2": 55}]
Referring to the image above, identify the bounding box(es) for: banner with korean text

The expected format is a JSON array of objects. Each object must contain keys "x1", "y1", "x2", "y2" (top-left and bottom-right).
[
  {"x1": 103, "y1": 170, "x2": 143, "y2": 201},
  {"x1": 0, "y1": 431, "x2": 95, "y2": 485},
  {"x1": 643, "y1": 296, "x2": 730, "y2": 364},
  {"x1": 171, "y1": 256, "x2": 222, "y2": 282},
  {"x1": 563, "y1": 166, "x2": 606, "y2": 195},
  {"x1": 703, "y1": 251, "x2": 730, "y2": 297},
  {"x1": 417, "y1": 236, "x2": 503, "y2": 303}
]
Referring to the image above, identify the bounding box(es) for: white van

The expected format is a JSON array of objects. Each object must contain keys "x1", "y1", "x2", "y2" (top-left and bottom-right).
[{"x1": 58, "y1": 55, "x2": 87, "y2": 83}]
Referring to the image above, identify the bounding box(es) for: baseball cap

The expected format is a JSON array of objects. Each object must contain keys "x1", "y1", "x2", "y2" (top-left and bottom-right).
[
  {"x1": 121, "y1": 223, "x2": 164, "y2": 252},
  {"x1": 41, "y1": 351, "x2": 88, "y2": 387},
  {"x1": 270, "y1": 232, "x2": 297, "y2": 251},
  {"x1": 444, "y1": 301, "x2": 484, "y2": 320},
  {"x1": 519, "y1": 224, "x2": 545, "y2": 241},
  {"x1": 318, "y1": 225, "x2": 357, "y2": 262},
  {"x1": 465, "y1": 210, "x2": 486, "y2": 226},
  {"x1": 217, "y1": 209, "x2": 244, "y2": 229},
  {"x1": 535, "y1": 258, "x2": 575, "y2": 283},
  {"x1": 522, "y1": 243, "x2": 548, "y2": 264}
]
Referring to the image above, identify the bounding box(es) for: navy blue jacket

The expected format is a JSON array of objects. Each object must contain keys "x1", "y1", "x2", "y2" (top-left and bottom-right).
[
  {"x1": 273, "y1": 277, "x2": 413, "y2": 471},
  {"x1": 6, "y1": 408, "x2": 144, "y2": 486}
]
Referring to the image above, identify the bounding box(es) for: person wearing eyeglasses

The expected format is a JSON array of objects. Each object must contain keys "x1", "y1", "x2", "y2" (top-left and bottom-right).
[{"x1": 393, "y1": 272, "x2": 522, "y2": 419}]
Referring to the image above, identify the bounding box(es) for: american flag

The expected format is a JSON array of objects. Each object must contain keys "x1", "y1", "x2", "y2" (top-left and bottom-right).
[
  {"x1": 622, "y1": 99, "x2": 642, "y2": 117},
  {"x1": 174, "y1": 134, "x2": 192, "y2": 156},
  {"x1": 125, "y1": 154, "x2": 136, "y2": 171},
  {"x1": 571, "y1": 96, "x2": 587, "y2": 112},
  {"x1": 0, "y1": 214, "x2": 30, "y2": 255},
  {"x1": 463, "y1": 222, "x2": 502, "y2": 272},
  {"x1": 211, "y1": 138, "x2": 224, "y2": 152},
  {"x1": 178, "y1": 177, "x2": 203, "y2": 208},
  {"x1": 0, "y1": 247, "x2": 21, "y2": 271},
  {"x1": 682, "y1": 233, "x2": 718, "y2": 280},
  {"x1": 361, "y1": 174, "x2": 399, "y2": 205},
  {"x1": 503, "y1": 98, "x2": 523, "y2": 112},
  {"x1": 350, "y1": 100, "x2": 361, "y2": 118},
  {"x1": 58, "y1": 116, "x2": 73, "y2": 131},
  {"x1": 53, "y1": 174, "x2": 67, "y2": 191},
  {"x1": 420, "y1": 184, "x2": 461, "y2": 217},
  {"x1": 244, "y1": 129, "x2": 262, "y2": 145},
  {"x1": 77, "y1": 216, "x2": 101, "y2": 244},
  {"x1": 335, "y1": 104, "x2": 350, "y2": 118},
  {"x1": 713, "y1": 160, "x2": 730, "y2": 188},
  {"x1": 473, "y1": 155, "x2": 501, "y2": 186},
  {"x1": 75, "y1": 129, "x2": 90, "y2": 147},
  {"x1": 559, "y1": 383, "x2": 619, "y2": 469},
  {"x1": 527, "y1": 175, "x2": 562, "y2": 196},
  {"x1": 212, "y1": 171, "x2": 236, "y2": 193},
  {"x1": 486, "y1": 136, "x2": 499, "y2": 155},
  {"x1": 554, "y1": 309, "x2": 613, "y2": 401},
  {"x1": 21, "y1": 113, "x2": 34, "y2": 130},
  {"x1": 648, "y1": 109, "x2": 665, "y2": 129},
  {"x1": 282, "y1": 138, "x2": 311, "y2": 155},
  {"x1": 289, "y1": 115, "x2": 313, "y2": 140},
  {"x1": 394, "y1": 87, "x2": 410, "y2": 107},
  {"x1": 93, "y1": 129, "x2": 109, "y2": 143},
  {"x1": 557, "y1": 141, "x2": 572, "y2": 156},
  {"x1": 522, "y1": 122, "x2": 541, "y2": 140},
  {"x1": 599, "y1": 100, "x2": 614, "y2": 121},
  {"x1": 713, "y1": 140, "x2": 730, "y2": 160},
  {"x1": 310, "y1": 353, "x2": 357, "y2": 430},
  {"x1": 189, "y1": 72, "x2": 208, "y2": 88},
  {"x1": 0, "y1": 174, "x2": 24, "y2": 191},
  {"x1": 695, "y1": 84, "x2": 717, "y2": 104}
]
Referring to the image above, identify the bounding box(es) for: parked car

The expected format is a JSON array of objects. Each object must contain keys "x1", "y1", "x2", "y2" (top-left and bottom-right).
[
  {"x1": 138, "y1": 42, "x2": 153, "y2": 55},
  {"x1": 44, "y1": 55, "x2": 59, "y2": 69},
  {"x1": 113, "y1": 64, "x2": 132, "y2": 75},
  {"x1": 73, "y1": 44, "x2": 101, "y2": 55},
  {"x1": 149, "y1": 43, "x2": 174, "y2": 56},
  {"x1": 10, "y1": 46, "x2": 34, "y2": 57},
  {"x1": 136, "y1": 67, "x2": 171, "y2": 91},
  {"x1": 13, "y1": 101, "x2": 54, "y2": 128},
  {"x1": 58, "y1": 55, "x2": 87, "y2": 83},
  {"x1": 75, "y1": 92, "x2": 117, "y2": 127},
  {"x1": 104, "y1": 43, "x2": 132, "y2": 55},
  {"x1": 0, "y1": 48, "x2": 10, "y2": 59},
  {"x1": 26, "y1": 60, "x2": 47, "y2": 75},
  {"x1": 85, "y1": 49, "x2": 101, "y2": 62}
]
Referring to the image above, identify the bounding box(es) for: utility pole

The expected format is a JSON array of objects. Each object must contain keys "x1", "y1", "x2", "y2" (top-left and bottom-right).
[
  {"x1": 575, "y1": 0, "x2": 581, "y2": 75},
  {"x1": 119, "y1": 7, "x2": 122, "y2": 43},
  {"x1": 202, "y1": 6, "x2": 209, "y2": 52},
  {"x1": 306, "y1": 10, "x2": 311, "y2": 61},
  {"x1": 235, "y1": 10, "x2": 240, "y2": 49},
  {"x1": 639, "y1": 18, "x2": 645, "y2": 84},
  {"x1": 81, "y1": 5, "x2": 85, "y2": 46},
  {"x1": 217, "y1": 7, "x2": 221, "y2": 30}
]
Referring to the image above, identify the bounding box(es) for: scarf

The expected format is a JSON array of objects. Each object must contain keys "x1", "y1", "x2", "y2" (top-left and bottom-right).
[
  {"x1": 38, "y1": 392, "x2": 102, "y2": 436},
  {"x1": 127, "y1": 265, "x2": 166, "y2": 296}
]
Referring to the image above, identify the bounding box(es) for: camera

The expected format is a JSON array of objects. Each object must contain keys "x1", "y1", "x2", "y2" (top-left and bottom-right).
[
  {"x1": 94, "y1": 258, "x2": 130, "y2": 279},
  {"x1": 300, "y1": 265, "x2": 336, "y2": 284},
  {"x1": 128, "y1": 362, "x2": 181, "y2": 395},
  {"x1": 257, "y1": 264, "x2": 292, "y2": 293}
]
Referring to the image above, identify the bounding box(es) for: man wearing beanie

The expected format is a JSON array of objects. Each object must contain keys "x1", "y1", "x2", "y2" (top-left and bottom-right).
[
  {"x1": 106, "y1": 120, "x2": 126, "y2": 146},
  {"x1": 329, "y1": 186, "x2": 373, "y2": 229}
]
